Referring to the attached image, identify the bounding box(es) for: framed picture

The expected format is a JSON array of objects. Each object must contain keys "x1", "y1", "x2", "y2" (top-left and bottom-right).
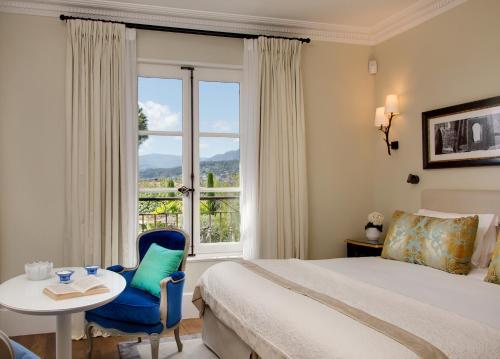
[{"x1": 422, "y1": 96, "x2": 500, "y2": 169}]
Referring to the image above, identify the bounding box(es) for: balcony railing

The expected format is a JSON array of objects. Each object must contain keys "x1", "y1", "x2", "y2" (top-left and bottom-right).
[{"x1": 138, "y1": 195, "x2": 240, "y2": 243}]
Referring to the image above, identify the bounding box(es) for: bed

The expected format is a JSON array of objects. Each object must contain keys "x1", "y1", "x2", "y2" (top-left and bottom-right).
[{"x1": 193, "y1": 190, "x2": 500, "y2": 358}]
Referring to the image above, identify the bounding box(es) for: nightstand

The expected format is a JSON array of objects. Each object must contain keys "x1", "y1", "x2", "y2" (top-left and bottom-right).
[{"x1": 345, "y1": 238, "x2": 384, "y2": 257}]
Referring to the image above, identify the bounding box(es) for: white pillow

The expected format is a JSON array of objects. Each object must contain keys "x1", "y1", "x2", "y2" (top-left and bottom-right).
[{"x1": 416, "y1": 209, "x2": 498, "y2": 268}]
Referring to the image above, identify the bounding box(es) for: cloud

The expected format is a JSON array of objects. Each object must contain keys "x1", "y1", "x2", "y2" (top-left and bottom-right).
[
  {"x1": 139, "y1": 101, "x2": 180, "y2": 131},
  {"x1": 212, "y1": 120, "x2": 231, "y2": 132},
  {"x1": 138, "y1": 137, "x2": 152, "y2": 155}
]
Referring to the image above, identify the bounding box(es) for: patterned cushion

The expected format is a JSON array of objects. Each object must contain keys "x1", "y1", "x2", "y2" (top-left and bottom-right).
[
  {"x1": 485, "y1": 231, "x2": 500, "y2": 284},
  {"x1": 381, "y1": 210, "x2": 479, "y2": 274}
]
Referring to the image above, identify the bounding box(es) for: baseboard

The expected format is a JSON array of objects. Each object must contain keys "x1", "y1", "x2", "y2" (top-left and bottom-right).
[
  {"x1": 182, "y1": 292, "x2": 198, "y2": 319},
  {"x1": 0, "y1": 293, "x2": 198, "y2": 336}
]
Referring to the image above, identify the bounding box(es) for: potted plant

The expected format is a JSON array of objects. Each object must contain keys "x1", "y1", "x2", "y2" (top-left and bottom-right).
[{"x1": 365, "y1": 212, "x2": 384, "y2": 242}]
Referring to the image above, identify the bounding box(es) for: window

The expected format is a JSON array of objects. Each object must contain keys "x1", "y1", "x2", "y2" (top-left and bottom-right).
[{"x1": 137, "y1": 63, "x2": 242, "y2": 255}]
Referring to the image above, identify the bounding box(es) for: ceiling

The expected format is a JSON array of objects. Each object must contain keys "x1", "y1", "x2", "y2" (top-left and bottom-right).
[
  {"x1": 103, "y1": 0, "x2": 418, "y2": 28},
  {"x1": 1, "y1": 0, "x2": 467, "y2": 44}
]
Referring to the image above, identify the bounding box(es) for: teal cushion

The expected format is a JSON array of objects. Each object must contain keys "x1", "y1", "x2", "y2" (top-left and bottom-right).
[{"x1": 131, "y1": 243, "x2": 184, "y2": 298}]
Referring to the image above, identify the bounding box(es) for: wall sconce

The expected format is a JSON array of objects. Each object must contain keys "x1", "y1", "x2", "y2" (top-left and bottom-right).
[{"x1": 374, "y1": 94, "x2": 400, "y2": 155}]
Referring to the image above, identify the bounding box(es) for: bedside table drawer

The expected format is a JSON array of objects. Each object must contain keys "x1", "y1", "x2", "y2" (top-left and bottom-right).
[{"x1": 345, "y1": 239, "x2": 384, "y2": 258}]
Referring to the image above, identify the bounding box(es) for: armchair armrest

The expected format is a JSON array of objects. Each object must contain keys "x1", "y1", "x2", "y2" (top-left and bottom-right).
[
  {"x1": 0, "y1": 330, "x2": 14, "y2": 359},
  {"x1": 159, "y1": 272, "x2": 185, "y2": 329},
  {"x1": 107, "y1": 265, "x2": 138, "y2": 285},
  {"x1": 106, "y1": 264, "x2": 139, "y2": 273},
  {"x1": 106, "y1": 265, "x2": 125, "y2": 273}
]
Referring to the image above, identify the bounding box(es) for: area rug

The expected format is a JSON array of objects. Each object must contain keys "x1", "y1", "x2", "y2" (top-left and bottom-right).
[{"x1": 118, "y1": 335, "x2": 218, "y2": 359}]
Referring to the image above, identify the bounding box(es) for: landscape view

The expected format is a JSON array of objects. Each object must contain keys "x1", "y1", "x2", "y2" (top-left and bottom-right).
[{"x1": 138, "y1": 104, "x2": 241, "y2": 244}]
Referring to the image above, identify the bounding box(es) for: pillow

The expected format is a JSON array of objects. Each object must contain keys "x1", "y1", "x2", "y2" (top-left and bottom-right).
[
  {"x1": 416, "y1": 209, "x2": 498, "y2": 268},
  {"x1": 131, "y1": 243, "x2": 184, "y2": 298},
  {"x1": 382, "y1": 210, "x2": 479, "y2": 274},
  {"x1": 484, "y1": 232, "x2": 500, "y2": 284}
]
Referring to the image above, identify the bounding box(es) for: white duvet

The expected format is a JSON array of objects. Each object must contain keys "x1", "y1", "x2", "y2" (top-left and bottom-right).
[{"x1": 196, "y1": 257, "x2": 500, "y2": 359}]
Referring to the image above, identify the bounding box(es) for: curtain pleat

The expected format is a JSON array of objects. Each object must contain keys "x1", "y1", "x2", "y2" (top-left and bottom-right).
[
  {"x1": 65, "y1": 20, "x2": 137, "y2": 269},
  {"x1": 241, "y1": 39, "x2": 261, "y2": 259},
  {"x1": 243, "y1": 37, "x2": 308, "y2": 259},
  {"x1": 65, "y1": 19, "x2": 137, "y2": 339}
]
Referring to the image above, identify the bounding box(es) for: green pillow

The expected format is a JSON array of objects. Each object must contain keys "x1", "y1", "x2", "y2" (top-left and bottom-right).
[{"x1": 131, "y1": 243, "x2": 184, "y2": 298}]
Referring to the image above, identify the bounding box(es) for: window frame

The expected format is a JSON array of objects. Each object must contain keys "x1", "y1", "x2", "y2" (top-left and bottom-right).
[
  {"x1": 137, "y1": 63, "x2": 192, "y2": 241},
  {"x1": 137, "y1": 62, "x2": 243, "y2": 256},
  {"x1": 193, "y1": 67, "x2": 242, "y2": 255}
]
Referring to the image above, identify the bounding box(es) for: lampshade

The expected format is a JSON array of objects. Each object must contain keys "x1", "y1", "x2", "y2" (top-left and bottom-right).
[
  {"x1": 384, "y1": 94, "x2": 399, "y2": 114},
  {"x1": 374, "y1": 107, "x2": 388, "y2": 127}
]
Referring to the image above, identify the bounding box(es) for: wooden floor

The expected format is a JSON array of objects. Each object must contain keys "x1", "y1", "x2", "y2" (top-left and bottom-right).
[{"x1": 11, "y1": 318, "x2": 203, "y2": 359}]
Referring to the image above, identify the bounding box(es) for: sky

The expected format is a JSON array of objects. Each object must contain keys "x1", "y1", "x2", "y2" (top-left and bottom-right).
[{"x1": 138, "y1": 77, "x2": 240, "y2": 158}]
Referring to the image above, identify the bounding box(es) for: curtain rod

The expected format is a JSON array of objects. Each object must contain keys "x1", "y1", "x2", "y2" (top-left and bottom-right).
[{"x1": 59, "y1": 15, "x2": 311, "y2": 43}]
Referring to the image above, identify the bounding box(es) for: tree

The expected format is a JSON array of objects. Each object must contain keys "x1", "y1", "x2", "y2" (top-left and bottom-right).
[
  {"x1": 167, "y1": 179, "x2": 176, "y2": 198},
  {"x1": 138, "y1": 107, "x2": 148, "y2": 146},
  {"x1": 206, "y1": 172, "x2": 219, "y2": 215}
]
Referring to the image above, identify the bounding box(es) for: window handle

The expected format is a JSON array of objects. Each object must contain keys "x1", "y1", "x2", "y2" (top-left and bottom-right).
[{"x1": 178, "y1": 186, "x2": 194, "y2": 197}]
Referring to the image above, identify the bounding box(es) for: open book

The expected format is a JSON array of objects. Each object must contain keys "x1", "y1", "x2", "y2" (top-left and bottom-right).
[{"x1": 43, "y1": 276, "x2": 109, "y2": 300}]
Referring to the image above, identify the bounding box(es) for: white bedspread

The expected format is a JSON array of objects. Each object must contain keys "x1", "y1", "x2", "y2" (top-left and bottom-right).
[
  {"x1": 311, "y1": 257, "x2": 500, "y2": 330},
  {"x1": 196, "y1": 258, "x2": 500, "y2": 359}
]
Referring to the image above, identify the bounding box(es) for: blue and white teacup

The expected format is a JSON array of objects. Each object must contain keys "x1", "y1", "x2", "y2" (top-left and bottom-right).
[
  {"x1": 55, "y1": 270, "x2": 74, "y2": 284},
  {"x1": 84, "y1": 265, "x2": 100, "y2": 276}
]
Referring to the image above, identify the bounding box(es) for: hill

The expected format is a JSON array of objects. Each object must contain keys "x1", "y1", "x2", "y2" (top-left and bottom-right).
[
  {"x1": 139, "y1": 160, "x2": 239, "y2": 183},
  {"x1": 139, "y1": 153, "x2": 181, "y2": 171},
  {"x1": 139, "y1": 150, "x2": 239, "y2": 171},
  {"x1": 204, "y1": 149, "x2": 239, "y2": 162}
]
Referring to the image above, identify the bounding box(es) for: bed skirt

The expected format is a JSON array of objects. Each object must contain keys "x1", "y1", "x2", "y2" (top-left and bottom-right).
[{"x1": 202, "y1": 306, "x2": 258, "y2": 359}]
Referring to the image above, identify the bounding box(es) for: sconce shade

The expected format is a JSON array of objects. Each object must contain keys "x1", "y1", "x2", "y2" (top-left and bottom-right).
[
  {"x1": 374, "y1": 107, "x2": 389, "y2": 127},
  {"x1": 385, "y1": 94, "x2": 400, "y2": 114}
]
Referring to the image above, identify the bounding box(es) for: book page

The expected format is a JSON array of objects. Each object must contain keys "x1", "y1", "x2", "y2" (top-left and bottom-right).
[
  {"x1": 45, "y1": 284, "x2": 79, "y2": 295},
  {"x1": 71, "y1": 276, "x2": 105, "y2": 293}
]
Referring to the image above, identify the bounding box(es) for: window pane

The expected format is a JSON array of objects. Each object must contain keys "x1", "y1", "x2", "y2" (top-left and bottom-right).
[
  {"x1": 199, "y1": 137, "x2": 239, "y2": 187},
  {"x1": 138, "y1": 192, "x2": 183, "y2": 233},
  {"x1": 138, "y1": 77, "x2": 182, "y2": 132},
  {"x1": 200, "y1": 192, "x2": 240, "y2": 243},
  {"x1": 199, "y1": 81, "x2": 239, "y2": 133},
  {"x1": 139, "y1": 136, "x2": 183, "y2": 188}
]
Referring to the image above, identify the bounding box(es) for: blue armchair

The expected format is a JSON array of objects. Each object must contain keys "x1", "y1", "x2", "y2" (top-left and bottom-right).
[
  {"x1": 85, "y1": 228, "x2": 190, "y2": 359},
  {"x1": 0, "y1": 330, "x2": 40, "y2": 359}
]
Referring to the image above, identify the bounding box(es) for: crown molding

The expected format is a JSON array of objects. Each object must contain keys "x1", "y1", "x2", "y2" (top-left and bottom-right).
[
  {"x1": 371, "y1": 0, "x2": 468, "y2": 44},
  {"x1": 0, "y1": 0, "x2": 467, "y2": 45}
]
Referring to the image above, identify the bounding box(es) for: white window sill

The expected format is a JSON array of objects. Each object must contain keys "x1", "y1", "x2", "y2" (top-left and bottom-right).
[{"x1": 187, "y1": 252, "x2": 243, "y2": 263}]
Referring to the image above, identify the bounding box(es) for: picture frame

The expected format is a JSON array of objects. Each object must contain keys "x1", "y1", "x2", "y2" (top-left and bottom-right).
[{"x1": 422, "y1": 96, "x2": 500, "y2": 169}]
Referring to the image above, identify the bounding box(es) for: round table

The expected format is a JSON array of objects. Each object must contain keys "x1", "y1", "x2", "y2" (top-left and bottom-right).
[{"x1": 0, "y1": 267, "x2": 126, "y2": 359}]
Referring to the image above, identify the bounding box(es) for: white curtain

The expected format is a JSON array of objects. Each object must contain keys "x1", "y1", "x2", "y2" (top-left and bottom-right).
[
  {"x1": 241, "y1": 39, "x2": 260, "y2": 259},
  {"x1": 65, "y1": 20, "x2": 137, "y2": 339},
  {"x1": 242, "y1": 37, "x2": 308, "y2": 260},
  {"x1": 121, "y1": 28, "x2": 139, "y2": 268}
]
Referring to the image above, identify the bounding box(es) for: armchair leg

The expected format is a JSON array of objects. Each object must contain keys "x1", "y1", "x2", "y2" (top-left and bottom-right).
[
  {"x1": 85, "y1": 323, "x2": 93, "y2": 359},
  {"x1": 150, "y1": 333, "x2": 160, "y2": 359},
  {"x1": 174, "y1": 326, "x2": 183, "y2": 352}
]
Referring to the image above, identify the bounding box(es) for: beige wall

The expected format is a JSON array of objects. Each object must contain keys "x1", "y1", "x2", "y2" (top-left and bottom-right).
[
  {"x1": 372, "y1": 0, "x2": 500, "y2": 223},
  {"x1": 0, "y1": 14, "x2": 67, "y2": 281},
  {"x1": 137, "y1": 29, "x2": 243, "y2": 64},
  {"x1": 302, "y1": 41, "x2": 375, "y2": 258}
]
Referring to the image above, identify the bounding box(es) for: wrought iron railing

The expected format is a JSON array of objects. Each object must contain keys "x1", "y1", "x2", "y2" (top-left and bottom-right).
[{"x1": 138, "y1": 195, "x2": 240, "y2": 243}]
